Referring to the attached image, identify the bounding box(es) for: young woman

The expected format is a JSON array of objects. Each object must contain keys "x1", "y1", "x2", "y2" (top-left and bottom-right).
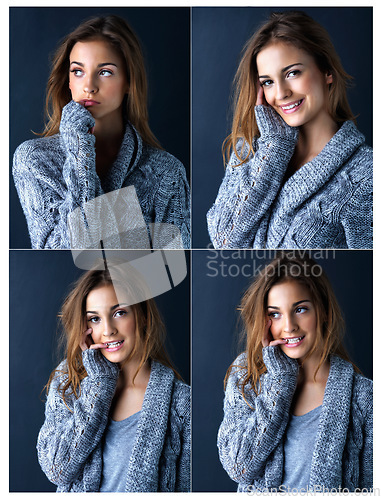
[
  {"x1": 37, "y1": 267, "x2": 190, "y2": 492},
  {"x1": 13, "y1": 15, "x2": 190, "y2": 249},
  {"x1": 207, "y1": 11, "x2": 372, "y2": 249},
  {"x1": 217, "y1": 254, "x2": 372, "y2": 492}
]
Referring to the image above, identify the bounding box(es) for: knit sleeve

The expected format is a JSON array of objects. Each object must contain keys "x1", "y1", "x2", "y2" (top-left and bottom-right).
[
  {"x1": 207, "y1": 105, "x2": 298, "y2": 249},
  {"x1": 217, "y1": 347, "x2": 298, "y2": 486},
  {"x1": 174, "y1": 383, "x2": 191, "y2": 492},
  {"x1": 358, "y1": 383, "x2": 373, "y2": 489},
  {"x1": 36, "y1": 349, "x2": 119, "y2": 488},
  {"x1": 12, "y1": 101, "x2": 104, "y2": 249},
  {"x1": 152, "y1": 158, "x2": 191, "y2": 249},
  {"x1": 340, "y1": 173, "x2": 373, "y2": 249}
]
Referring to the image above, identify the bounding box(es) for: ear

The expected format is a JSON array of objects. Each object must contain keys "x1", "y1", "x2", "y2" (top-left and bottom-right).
[{"x1": 325, "y1": 72, "x2": 333, "y2": 85}]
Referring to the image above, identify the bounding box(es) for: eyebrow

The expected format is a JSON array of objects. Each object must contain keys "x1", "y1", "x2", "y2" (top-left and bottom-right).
[
  {"x1": 258, "y1": 63, "x2": 303, "y2": 80},
  {"x1": 86, "y1": 303, "x2": 129, "y2": 314},
  {"x1": 267, "y1": 299, "x2": 312, "y2": 310},
  {"x1": 70, "y1": 61, "x2": 118, "y2": 68}
]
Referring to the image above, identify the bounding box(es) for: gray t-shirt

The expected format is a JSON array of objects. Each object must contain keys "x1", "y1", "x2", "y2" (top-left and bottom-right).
[
  {"x1": 100, "y1": 411, "x2": 141, "y2": 492},
  {"x1": 282, "y1": 405, "x2": 322, "y2": 491}
]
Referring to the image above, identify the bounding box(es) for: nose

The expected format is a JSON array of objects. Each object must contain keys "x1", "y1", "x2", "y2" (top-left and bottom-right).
[
  {"x1": 84, "y1": 75, "x2": 98, "y2": 95},
  {"x1": 283, "y1": 314, "x2": 298, "y2": 334},
  {"x1": 102, "y1": 318, "x2": 116, "y2": 337},
  {"x1": 275, "y1": 80, "x2": 291, "y2": 101}
]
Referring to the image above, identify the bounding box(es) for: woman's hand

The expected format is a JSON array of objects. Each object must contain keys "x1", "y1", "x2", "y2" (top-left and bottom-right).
[
  {"x1": 79, "y1": 327, "x2": 106, "y2": 351},
  {"x1": 60, "y1": 100, "x2": 96, "y2": 136},
  {"x1": 256, "y1": 83, "x2": 267, "y2": 107},
  {"x1": 262, "y1": 320, "x2": 287, "y2": 348}
]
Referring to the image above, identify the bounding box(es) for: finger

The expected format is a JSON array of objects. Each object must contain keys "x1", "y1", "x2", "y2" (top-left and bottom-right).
[
  {"x1": 262, "y1": 320, "x2": 272, "y2": 347},
  {"x1": 256, "y1": 83, "x2": 264, "y2": 106},
  {"x1": 269, "y1": 339, "x2": 287, "y2": 347},
  {"x1": 89, "y1": 343, "x2": 107, "y2": 350},
  {"x1": 79, "y1": 328, "x2": 93, "y2": 351}
]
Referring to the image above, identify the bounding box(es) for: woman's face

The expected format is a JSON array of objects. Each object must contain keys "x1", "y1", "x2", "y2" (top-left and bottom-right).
[
  {"x1": 256, "y1": 41, "x2": 333, "y2": 130},
  {"x1": 85, "y1": 284, "x2": 137, "y2": 364},
  {"x1": 69, "y1": 39, "x2": 128, "y2": 124},
  {"x1": 266, "y1": 279, "x2": 318, "y2": 361}
]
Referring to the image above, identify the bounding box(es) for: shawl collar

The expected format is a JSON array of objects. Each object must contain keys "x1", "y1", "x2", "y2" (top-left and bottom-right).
[
  {"x1": 101, "y1": 121, "x2": 143, "y2": 193},
  {"x1": 267, "y1": 121, "x2": 365, "y2": 247},
  {"x1": 125, "y1": 360, "x2": 175, "y2": 492},
  {"x1": 309, "y1": 355, "x2": 354, "y2": 489}
]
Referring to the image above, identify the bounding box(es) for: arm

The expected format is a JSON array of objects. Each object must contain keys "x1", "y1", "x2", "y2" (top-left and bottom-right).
[
  {"x1": 12, "y1": 101, "x2": 104, "y2": 249},
  {"x1": 217, "y1": 347, "x2": 298, "y2": 486},
  {"x1": 341, "y1": 176, "x2": 373, "y2": 249},
  {"x1": 36, "y1": 349, "x2": 119, "y2": 487},
  {"x1": 359, "y1": 387, "x2": 373, "y2": 489},
  {"x1": 153, "y1": 161, "x2": 191, "y2": 249},
  {"x1": 175, "y1": 385, "x2": 191, "y2": 492},
  {"x1": 207, "y1": 105, "x2": 298, "y2": 249}
]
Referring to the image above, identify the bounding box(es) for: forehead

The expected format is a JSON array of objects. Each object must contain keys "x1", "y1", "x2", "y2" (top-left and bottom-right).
[
  {"x1": 267, "y1": 279, "x2": 312, "y2": 304},
  {"x1": 256, "y1": 41, "x2": 314, "y2": 74},
  {"x1": 69, "y1": 39, "x2": 124, "y2": 64}
]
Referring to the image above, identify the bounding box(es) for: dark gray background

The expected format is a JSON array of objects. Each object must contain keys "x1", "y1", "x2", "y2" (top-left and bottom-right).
[
  {"x1": 192, "y1": 7, "x2": 373, "y2": 247},
  {"x1": 192, "y1": 250, "x2": 373, "y2": 492},
  {"x1": 10, "y1": 7, "x2": 190, "y2": 249},
  {"x1": 9, "y1": 250, "x2": 190, "y2": 492}
]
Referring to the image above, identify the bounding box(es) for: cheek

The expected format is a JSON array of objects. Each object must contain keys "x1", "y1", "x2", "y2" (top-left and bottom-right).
[{"x1": 269, "y1": 320, "x2": 282, "y2": 338}]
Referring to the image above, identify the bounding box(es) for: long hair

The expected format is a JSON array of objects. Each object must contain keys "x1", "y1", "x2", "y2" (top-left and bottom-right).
[
  {"x1": 41, "y1": 15, "x2": 161, "y2": 148},
  {"x1": 46, "y1": 266, "x2": 179, "y2": 406},
  {"x1": 223, "y1": 11, "x2": 355, "y2": 166},
  {"x1": 225, "y1": 253, "x2": 359, "y2": 403}
]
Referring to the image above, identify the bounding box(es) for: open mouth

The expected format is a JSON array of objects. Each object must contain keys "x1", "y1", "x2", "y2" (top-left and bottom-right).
[
  {"x1": 104, "y1": 340, "x2": 124, "y2": 349},
  {"x1": 280, "y1": 99, "x2": 304, "y2": 113},
  {"x1": 284, "y1": 335, "x2": 305, "y2": 345}
]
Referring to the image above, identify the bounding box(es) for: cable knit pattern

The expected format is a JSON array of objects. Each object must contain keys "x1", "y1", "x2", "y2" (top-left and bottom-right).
[
  {"x1": 207, "y1": 105, "x2": 373, "y2": 249},
  {"x1": 13, "y1": 101, "x2": 190, "y2": 249},
  {"x1": 37, "y1": 350, "x2": 190, "y2": 492},
  {"x1": 218, "y1": 347, "x2": 373, "y2": 492}
]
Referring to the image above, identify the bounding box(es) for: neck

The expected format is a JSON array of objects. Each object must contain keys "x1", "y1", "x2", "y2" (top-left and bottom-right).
[
  {"x1": 297, "y1": 113, "x2": 339, "y2": 159},
  {"x1": 118, "y1": 356, "x2": 151, "y2": 389},
  {"x1": 298, "y1": 351, "x2": 330, "y2": 384}
]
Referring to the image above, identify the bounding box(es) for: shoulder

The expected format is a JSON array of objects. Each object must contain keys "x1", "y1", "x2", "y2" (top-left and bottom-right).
[
  {"x1": 140, "y1": 143, "x2": 187, "y2": 179},
  {"x1": 339, "y1": 122, "x2": 373, "y2": 183},
  {"x1": 13, "y1": 135, "x2": 63, "y2": 174},
  {"x1": 352, "y1": 371, "x2": 373, "y2": 414}
]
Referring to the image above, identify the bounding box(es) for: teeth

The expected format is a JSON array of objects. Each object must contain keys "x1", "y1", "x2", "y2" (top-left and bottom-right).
[
  {"x1": 106, "y1": 341, "x2": 123, "y2": 347},
  {"x1": 282, "y1": 100, "x2": 302, "y2": 110},
  {"x1": 286, "y1": 336, "x2": 303, "y2": 344}
]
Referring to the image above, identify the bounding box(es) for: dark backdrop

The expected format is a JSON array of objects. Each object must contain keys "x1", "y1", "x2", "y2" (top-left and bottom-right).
[
  {"x1": 192, "y1": 250, "x2": 373, "y2": 492},
  {"x1": 192, "y1": 7, "x2": 373, "y2": 247},
  {"x1": 9, "y1": 249, "x2": 190, "y2": 492},
  {"x1": 10, "y1": 7, "x2": 190, "y2": 249}
]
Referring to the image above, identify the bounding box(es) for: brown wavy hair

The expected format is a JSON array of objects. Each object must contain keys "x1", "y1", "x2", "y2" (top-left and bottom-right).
[
  {"x1": 223, "y1": 10, "x2": 355, "y2": 166},
  {"x1": 225, "y1": 252, "x2": 359, "y2": 403},
  {"x1": 41, "y1": 14, "x2": 161, "y2": 148},
  {"x1": 46, "y1": 265, "x2": 180, "y2": 406}
]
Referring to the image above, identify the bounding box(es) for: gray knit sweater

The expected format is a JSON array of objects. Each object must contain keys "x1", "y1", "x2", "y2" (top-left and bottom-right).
[
  {"x1": 218, "y1": 347, "x2": 373, "y2": 492},
  {"x1": 37, "y1": 349, "x2": 190, "y2": 492},
  {"x1": 207, "y1": 105, "x2": 372, "y2": 249},
  {"x1": 13, "y1": 101, "x2": 190, "y2": 249}
]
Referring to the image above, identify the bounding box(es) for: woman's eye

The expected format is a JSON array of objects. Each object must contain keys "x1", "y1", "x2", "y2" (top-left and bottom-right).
[
  {"x1": 295, "y1": 306, "x2": 307, "y2": 314},
  {"x1": 287, "y1": 69, "x2": 301, "y2": 78},
  {"x1": 70, "y1": 68, "x2": 83, "y2": 77},
  {"x1": 260, "y1": 79, "x2": 272, "y2": 88},
  {"x1": 114, "y1": 309, "x2": 127, "y2": 318},
  {"x1": 100, "y1": 69, "x2": 113, "y2": 76},
  {"x1": 268, "y1": 312, "x2": 280, "y2": 319},
  {"x1": 88, "y1": 316, "x2": 100, "y2": 324}
]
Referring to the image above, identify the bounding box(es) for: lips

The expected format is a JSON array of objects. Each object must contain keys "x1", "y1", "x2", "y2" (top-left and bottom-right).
[
  {"x1": 80, "y1": 99, "x2": 100, "y2": 107},
  {"x1": 279, "y1": 98, "x2": 304, "y2": 114},
  {"x1": 282, "y1": 335, "x2": 305, "y2": 347},
  {"x1": 103, "y1": 340, "x2": 124, "y2": 352}
]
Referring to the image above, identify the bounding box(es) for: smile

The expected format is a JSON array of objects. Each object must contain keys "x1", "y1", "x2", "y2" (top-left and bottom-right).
[
  {"x1": 283, "y1": 335, "x2": 305, "y2": 347},
  {"x1": 103, "y1": 340, "x2": 124, "y2": 351},
  {"x1": 279, "y1": 99, "x2": 304, "y2": 113}
]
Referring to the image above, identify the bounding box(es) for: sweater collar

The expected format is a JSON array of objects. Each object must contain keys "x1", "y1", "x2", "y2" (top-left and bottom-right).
[
  {"x1": 125, "y1": 360, "x2": 175, "y2": 492},
  {"x1": 309, "y1": 355, "x2": 354, "y2": 489},
  {"x1": 101, "y1": 121, "x2": 143, "y2": 193},
  {"x1": 267, "y1": 121, "x2": 365, "y2": 246}
]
